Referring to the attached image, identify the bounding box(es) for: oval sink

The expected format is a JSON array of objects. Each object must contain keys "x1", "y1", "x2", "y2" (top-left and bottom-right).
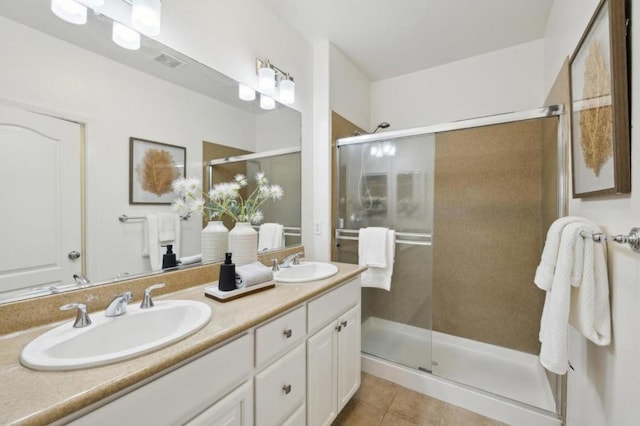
[
  {"x1": 20, "y1": 300, "x2": 211, "y2": 371},
  {"x1": 274, "y1": 261, "x2": 339, "y2": 283}
]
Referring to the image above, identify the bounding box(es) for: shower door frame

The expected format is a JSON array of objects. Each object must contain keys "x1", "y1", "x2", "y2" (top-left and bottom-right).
[{"x1": 334, "y1": 105, "x2": 567, "y2": 418}]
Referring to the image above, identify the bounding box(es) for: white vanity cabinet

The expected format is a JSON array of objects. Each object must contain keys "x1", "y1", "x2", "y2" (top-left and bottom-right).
[
  {"x1": 67, "y1": 275, "x2": 362, "y2": 426},
  {"x1": 307, "y1": 278, "x2": 361, "y2": 426}
]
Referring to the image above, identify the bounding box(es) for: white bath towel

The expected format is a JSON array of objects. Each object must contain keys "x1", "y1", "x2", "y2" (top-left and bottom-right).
[
  {"x1": 535, "y1": 216, "x2": 588, "y2": 291},
  {"x1": 178, "y1": 254, "x2": 202, "y2": 266},
  {"x1": 235, "y1": 261, "x2": 273, "y2": 288},
  {"x1": 258, "y1": 223, "x2": 285, "y2": 252},
  {"x1": 538, "y1": 219, "x2": 611, "y2": 374},
  {"x1": 143, "y1": 213, "x2": 181, "y2": 271},
  {"x1": 358, "y1": 227, "x2": 390, "y2": 268},
  {"x1": 359, "y1": 228, "x2": 395, "y2": 291}
]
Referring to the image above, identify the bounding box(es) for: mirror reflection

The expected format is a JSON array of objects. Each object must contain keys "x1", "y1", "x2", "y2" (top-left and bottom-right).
[{"x1": 0, "y1": 1, "x2": 302, "y2": 302}]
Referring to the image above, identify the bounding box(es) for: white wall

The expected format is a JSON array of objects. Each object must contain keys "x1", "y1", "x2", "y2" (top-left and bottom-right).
[
  {"x1": 544, "y1": 1, "x2": 640, "y2": 425},
  {"x1": 329, "y1": 44, "x2": 371, "y2": 130},
  {"x1": 370, "y1": 39, "x2": 545, "y2": 130}
]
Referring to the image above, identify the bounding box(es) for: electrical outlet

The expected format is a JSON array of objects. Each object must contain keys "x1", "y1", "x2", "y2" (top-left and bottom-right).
[{"x1": 314, "y1": 220, "x2": 322, "y2": 235}]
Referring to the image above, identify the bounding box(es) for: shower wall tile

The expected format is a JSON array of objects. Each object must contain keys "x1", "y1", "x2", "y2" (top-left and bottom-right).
[{"x1": 433, "y1": 120, "x2": 547, "y2": 354}]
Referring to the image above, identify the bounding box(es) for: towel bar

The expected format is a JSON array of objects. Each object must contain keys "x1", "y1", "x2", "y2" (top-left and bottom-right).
[
  {"x1": 119, "y1": 213, "x2": 190, "y2": 222},
  {"x1": 580, "y1": 227, "x2": 640, "y2": 253},
  {"x1": 335, "y1": 228, "x2": 432, "y2": 246}
]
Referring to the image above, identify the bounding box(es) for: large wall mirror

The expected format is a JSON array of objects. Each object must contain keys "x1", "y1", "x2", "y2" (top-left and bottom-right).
[{"x1": 0, "y1": 1, "x2": 302, "y2": 303}]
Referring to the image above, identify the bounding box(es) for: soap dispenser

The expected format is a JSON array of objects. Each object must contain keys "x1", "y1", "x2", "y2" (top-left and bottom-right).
[
  {"x1": 218, "y1": 252, "x2": 236, "y2": 291},
  {"x1": 162, "y1": 245, "x2": 177, "y2": 269}
]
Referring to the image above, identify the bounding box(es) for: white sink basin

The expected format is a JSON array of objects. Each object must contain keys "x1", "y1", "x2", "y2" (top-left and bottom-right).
[
  {"x1": 20, "y1": 300, "x2": 211, "y2": 371},
  {"x1": 274, "y1": 261, "x2": 339, "y2": 283}
]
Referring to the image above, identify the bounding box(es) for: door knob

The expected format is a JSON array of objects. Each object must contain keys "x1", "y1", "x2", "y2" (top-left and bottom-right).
[{"x1": 68, "y1": 251, "x2": 81, "y2": 260}]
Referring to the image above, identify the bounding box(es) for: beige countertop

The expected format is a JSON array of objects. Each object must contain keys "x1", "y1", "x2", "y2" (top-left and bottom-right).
[{"x1": 0, "y1": 262, "x2": 365, "y2": 425}]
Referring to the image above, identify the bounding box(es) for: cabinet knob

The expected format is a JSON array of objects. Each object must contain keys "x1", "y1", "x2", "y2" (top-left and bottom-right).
[
  {"x1": 335, "y1": 324, "x2": 342, "y2": 332},
  {"x1": 282, "y1": 384, "x2": 292, "y2": 395},
  {"x1": 283, "y1": 329, "x2": 292, "y2": 338},
  {"x1": 341, "y1": 320, "x2": 348, "y2": 328}
]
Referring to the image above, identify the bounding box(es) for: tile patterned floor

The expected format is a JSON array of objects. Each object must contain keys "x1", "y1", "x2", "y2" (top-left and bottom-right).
[{"x1": 333, "y1": 373, "x2": 506, "y2": 426}]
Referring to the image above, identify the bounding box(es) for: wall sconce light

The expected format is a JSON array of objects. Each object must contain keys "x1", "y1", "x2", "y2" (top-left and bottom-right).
[
  {"x1": 112, "y1": 21, "x2": 141, "y2": 50},
  {"x1": 51, "y1": 0, "x2": 161, "y2": 50},
  {"x1": 51, "y1": 0, "x2": 88, "y2": 25},
  {"x1": 238, "y1": 84, "x2": 256, "y2": 101},
  {"x1": 260, "y1": 94, "x2": 276, "y2": 110},
  {"x1": 256, "y1": 58, "x2": 295, "y2": 106},
  {"x1": 131, "y1": 0, "x2": 161, "y2": 36}
]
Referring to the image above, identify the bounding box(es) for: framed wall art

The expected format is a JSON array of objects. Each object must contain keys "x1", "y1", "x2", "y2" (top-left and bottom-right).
[
  {"x1": 129, "y1": 137, "x2": 186, "y2": 205},
  {"x1": 569, "y1": 0, "x2": 630, "y2": 198}
]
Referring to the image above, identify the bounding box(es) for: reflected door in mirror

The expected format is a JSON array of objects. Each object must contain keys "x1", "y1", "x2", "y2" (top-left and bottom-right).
[{"x1": 0, "y1": 103, "x2": 82, "y2": 293}]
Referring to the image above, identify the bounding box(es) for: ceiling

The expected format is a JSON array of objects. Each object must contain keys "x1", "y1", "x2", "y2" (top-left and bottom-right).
[{"x1": 261, "y1": 0, "x2": 556, "y2": 81}]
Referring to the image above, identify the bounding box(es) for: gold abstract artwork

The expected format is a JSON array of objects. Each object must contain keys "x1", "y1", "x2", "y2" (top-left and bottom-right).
[
  {"x1": 135, "y1": 148, "x2": 181, "y2": 196},
  {"x1": 579, "y1": 40, "x2": 612, "y2": 177}
]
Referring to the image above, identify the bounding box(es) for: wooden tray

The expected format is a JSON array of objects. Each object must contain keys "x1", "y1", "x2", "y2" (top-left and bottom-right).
[{"x1": 204, "y1": 280, "x2": 275, "y2": 302}]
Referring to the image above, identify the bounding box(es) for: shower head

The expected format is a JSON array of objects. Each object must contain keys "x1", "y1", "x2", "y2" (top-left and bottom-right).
[{"x1": 371, "y1": 122, "x2": 390, "y2": 133}]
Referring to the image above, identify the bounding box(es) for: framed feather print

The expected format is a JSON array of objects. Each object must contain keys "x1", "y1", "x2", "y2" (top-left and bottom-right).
[
  {"x1": 569, "y1": 0, "x2": 630, "y2": 198},
  {"x1": 129, "y1": 137, "x2": 186, "y2": 204}
]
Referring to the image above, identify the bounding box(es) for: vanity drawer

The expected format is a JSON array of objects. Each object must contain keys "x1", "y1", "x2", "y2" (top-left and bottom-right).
[
  {"x1": 308, "y1": 278, "x2": 360, "y2": 334},
  {"x1": 255, "y1": 305, "x2": 306, "y2": 368},
  {"x1": 255, "y1": 343, "x2": 306, "y2": 426}
]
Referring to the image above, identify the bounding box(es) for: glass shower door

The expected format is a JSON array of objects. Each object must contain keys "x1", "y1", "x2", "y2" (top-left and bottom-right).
[{"x1": 335, "y1": 133, "x2": 435, "y2": 372}]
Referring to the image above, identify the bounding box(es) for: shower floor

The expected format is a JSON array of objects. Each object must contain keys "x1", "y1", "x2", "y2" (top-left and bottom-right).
[{"x1": 361, "y1": 316, "x2": 556, "y2": 412}]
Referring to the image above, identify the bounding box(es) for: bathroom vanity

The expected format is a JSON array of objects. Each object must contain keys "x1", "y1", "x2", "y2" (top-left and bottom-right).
[{"x1": 0, "y1": 261, "x2": 365, "y2": 425}]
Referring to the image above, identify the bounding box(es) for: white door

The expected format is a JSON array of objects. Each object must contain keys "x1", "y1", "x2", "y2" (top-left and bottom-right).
[
  {"x1": 307, "y1": 322, "x2": 338, "y2": 426},
  {"x1": 0, "y1": 103, "x2": 82, "y2": 294},
  {"x1": 337, "y1": 305, "x2": 361, "y2": 411}
]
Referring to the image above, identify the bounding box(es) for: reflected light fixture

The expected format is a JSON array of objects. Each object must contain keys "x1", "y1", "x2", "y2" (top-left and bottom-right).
[
  {"x1": 112, "y1": 21, "x2": 141, "y2": 50},
  {"x1": 131, "y1": 0, "x2": 162, "y2": 36},
  {"x1": 256, "y1": 58, "x2": 295, "y2": 106},
  {"x1": 370, "y1": 141, "x2": 396, "y2": 158},
  {"x1": 51, "y1": 0, "x2": 87, "y2": 25},
  {"x1": 260, "y1": 94, "x2": 275, "y2": 110},
  {"x1": 238, "y1": 84, "x2": 256, "y2": 101}
]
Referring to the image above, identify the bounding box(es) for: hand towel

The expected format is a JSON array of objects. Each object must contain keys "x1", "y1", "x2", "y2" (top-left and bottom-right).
[
  {"x1": 235, "y1": 261, "x2": 274, "y2": 289},
  {"x1": 358, "y1": 227, "x2": 389, "y2": 268},
  {"x1": 143, "y1": 213, "x2": 181, "y2": 271},
  {"x1": 537, "y1": 219, "x2": 611, "y2": 374},
  {"x1": 258, "y1": 223, "x2": 285, "y2": 252},
  {"x1": 359, "y1": 229, "x2": 395, "y2": 291},
  {"x1": 178, "y1": 254, "x2": 202, "y2": 266},
  {"x1": 158, "y1": 212, "x2": 179, "y2": 243}
]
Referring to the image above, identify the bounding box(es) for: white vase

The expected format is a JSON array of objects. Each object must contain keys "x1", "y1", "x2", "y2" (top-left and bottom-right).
[
  {"x1": 201, "y1": 221, "x2": 229, "y2": 263},
  {"x1": 228, "y1": 222, "x2": 257, "y2": 266}
]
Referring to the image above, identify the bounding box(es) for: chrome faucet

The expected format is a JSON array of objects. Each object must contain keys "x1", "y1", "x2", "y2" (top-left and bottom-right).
[
  {"x1": 73, "y1": 273, "x2": 91, "y2": 286},
  {"x1": 140, "y1": 283, "x2": 166, "y2": 309},
  {"x1": 279, "y1": 251, "x2": 304, "y2": 268},
  {"x1": 60, "y1": 303, "x2": 92, "y2": 328},
  {"x1": 105, "y1": 291, "x2": 133, "y2": 317}
]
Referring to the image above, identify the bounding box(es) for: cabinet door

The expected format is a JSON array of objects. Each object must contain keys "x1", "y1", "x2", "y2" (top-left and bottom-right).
[
  {"x1": 186, "y1": 381, "x2": 253, "y2": 426},
  {"x1": 337, "y1": 304, "x2": 361, "y2": 411},
  {"x1": 307, "y1": 322, "x2": 338, "y2": 426}
]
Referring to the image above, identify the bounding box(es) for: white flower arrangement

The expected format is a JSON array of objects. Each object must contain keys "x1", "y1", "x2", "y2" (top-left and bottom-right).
[{"x1": 172, "y1": 172, "x2": 284, "y2": 224}]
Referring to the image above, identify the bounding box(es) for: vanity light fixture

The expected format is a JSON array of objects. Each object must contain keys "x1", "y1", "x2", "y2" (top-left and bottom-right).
[
  {"x1": 238, "y1": 84, "x2": 256, "y2": 101},
  {"x1": 256, "y1": 58, "x2": 295, "y2": 105},
  {"x1": 260, "y1": 94, "x2": 276, "y2": 110},
  {"x1": 112, "y1": 21, "x2": 141, "y2": 50},
  {"x1": 131, "y1": 0, "x2": 162, "y2": 36},
  {"x1": 51, "y1": 0, "x2": 88, "y2": 25}
]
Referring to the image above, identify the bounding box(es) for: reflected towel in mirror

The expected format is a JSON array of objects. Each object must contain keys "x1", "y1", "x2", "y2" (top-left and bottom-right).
[
  {"x1": 258, "y1": 223, "x2": 285, "y2": 252},
  {"x1": 142, "y1": 213, "x2": 181, "y2": 271}
]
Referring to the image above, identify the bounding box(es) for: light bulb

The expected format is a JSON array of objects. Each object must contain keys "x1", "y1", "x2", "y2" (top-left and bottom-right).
[
  {"x1": 132, "y1": 0, "x2": 161, "y2": 36},
  {"x1": 112, "y1": 22, "x2": 141, "y2": 50},
  {"x1": 238, "y1": 84, "x2": 256, "y2": 101},
  {"x1": 51, "y1": 0, "x2": 87, "y2": 25},
  {"x1": 260, "y1": 94, "x2": 275, "y2": 110},
  {"x1": 279, "y1": 77, "x2": 295, "y2": 104},
  {"x1": 258, "y1": 65, "x2": 276, "y2": 96}
]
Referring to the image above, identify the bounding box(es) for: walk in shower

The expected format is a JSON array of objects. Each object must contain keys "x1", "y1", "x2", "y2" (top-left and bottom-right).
[{"x1": 334, "y1": 107, "x2": 565, "y2": 424}]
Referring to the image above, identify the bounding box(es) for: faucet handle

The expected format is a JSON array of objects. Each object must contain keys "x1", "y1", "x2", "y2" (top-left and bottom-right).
[
  {"x1": 140, "y1": 283, "x2": 166, "y2": 309},
  {"x1": 60, "y1": 303, "x2": 92, "y2": 328},
  {"x1": 292, "y1": 254, "x2": 301, "y2": 266},
  {"x1": 271, "y1": 259, "x2": 280, "y2": 272}
]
